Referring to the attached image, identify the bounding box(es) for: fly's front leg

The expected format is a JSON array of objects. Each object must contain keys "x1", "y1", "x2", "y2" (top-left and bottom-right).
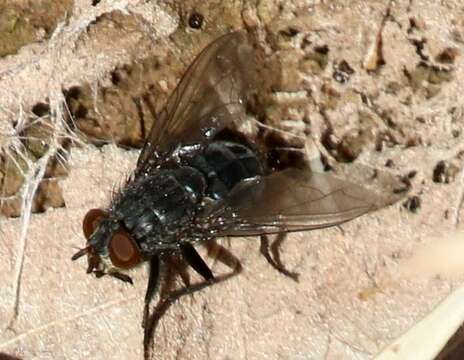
[{"x1": 143, "y1": 256, "x2": 161, "y2": 329}]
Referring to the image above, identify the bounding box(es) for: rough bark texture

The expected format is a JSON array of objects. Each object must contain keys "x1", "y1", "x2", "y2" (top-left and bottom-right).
[{"x1": 1, "y1": 1, "x2": 464, "y2": 359}]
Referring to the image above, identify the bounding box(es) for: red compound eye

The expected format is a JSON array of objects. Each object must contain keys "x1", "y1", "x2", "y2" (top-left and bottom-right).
[
  {"x1": 83, "y1": 208, "x2": 107, "y2": 239},
  {"x1": 108, "y1": 229, "x2": 141, "y2": 269}
]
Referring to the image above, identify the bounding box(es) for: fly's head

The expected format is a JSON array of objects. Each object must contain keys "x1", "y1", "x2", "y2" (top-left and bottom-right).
[{"x1": 71, "y1": 208, "x2": 143, "y2": 284}]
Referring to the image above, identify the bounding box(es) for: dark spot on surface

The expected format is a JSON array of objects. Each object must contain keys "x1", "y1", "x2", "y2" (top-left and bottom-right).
[
  {"x1": 279, "y1": 27, "x2": 299, "y2": 37},
  {"x1": 359, "y1": 92, "x2": 370, "y2": 105},
  {"x1": 393, "y1": 184, "x2": 410, "y2": 195},
  {"x1": 339, "y1": 60, "x2": 354, "y2": 73},
  {"x1": 407, "y1": 18, "x2": 417, "y2": 33},
  {"x1": 433, "y1": 160, "x2": 447, "y2": 183},
  {"x1": 444, "y1": 209, "x2": 450, "y2": 220},
  {"x1": 92, "y1": 0, "x2": 101, "y2": 5},
  {"x1": 385, "y1": 159, "x2": 394, "y2": 168},
  {"x1": 411, "y1": 38, "x2": 428, "y2": 61},
  {"x1": 111, "y1": 71, "x2": 121, "y2": 85},
  {"x1": 314, "y1": 45, "x2": 329, "y2": 55},
  {"x1": 333, "y1": 63, "x2": 354, "y2": 83},
  {"x1": 321, "y1": 127, "x2": 365, "y2": 163},
  {"x1": 319, "y1": 153, "x2": 333, "y2": 172},
  {"x1": 64, "y1": 86, "x2": 81, "y2": 100},
  {"x1": 435, "y1": 47, "x2": 459, "y2": 64},
  {"x1": 403, "y1": 195, "x2": 421, "y2": 213},
  {"x1": 333, "y1": 71, "x2": 348, "y2": 83},
  {"x1": 407, "y1": 170, "x2": 417, "y2": 179},
  {"x1": 432, "y1": 159, "x2": 460, "y2": 184},
  {"x1": 403, "y1": 67, "x2": 412, "y2": 82},
  {"x1": 132, "y1": 97, "x2": 146, "y2": 142},
  {"x1": 301, "y1": 36, "x2": 312, "y2": 49},
  {"x1": 188, "y1": 12, "x2": 204, "y2": 29},
  {"x1": 405, "y1": 136, "x2": 422, "y2": 148},
  {"x1": 407, "y1": 17, "x2": 428, "y2": 33},
  {"x1": 31, "y1": 102, "x2": 50, "y2": 117},
  {"x1": 399, "y1": 174, "x2": 412, "y2": 189},
  {"x1": 74, "y1": 104, "x2": 88, "y2": 119},
  {"x1": 321, "y1": 128, "x2": 336, "y2": 151},
  {"x1": 302, "y1": 45, "x2": 330, "y2": 71}
]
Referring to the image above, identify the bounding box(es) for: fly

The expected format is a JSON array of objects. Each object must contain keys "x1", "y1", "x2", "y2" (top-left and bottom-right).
[{"x1": 72, "y1": 31, "x2": 405, "y2": 346}]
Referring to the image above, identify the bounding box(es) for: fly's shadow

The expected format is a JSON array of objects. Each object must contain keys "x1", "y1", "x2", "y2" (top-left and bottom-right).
[{"x1": 143, "y1": 240, "x2": 242, "y2": 360}]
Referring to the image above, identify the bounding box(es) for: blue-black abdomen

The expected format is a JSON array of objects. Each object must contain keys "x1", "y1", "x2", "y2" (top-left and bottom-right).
[{"x1": 186, "y1": 141, "x2": 264, "y2": 200}]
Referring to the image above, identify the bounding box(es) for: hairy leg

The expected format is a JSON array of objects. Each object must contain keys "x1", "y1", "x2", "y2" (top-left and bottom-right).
[
  {"x1": 143, "y1": 256, "x2": 161, "y2": 329},
  {"x1": 180, "y1": 243, "x2": 214, "y2": 281},
  {"x1": 143, "y1": 241, "x2": 242, "y2": 360},
  {"x1": 260, "y1": 234, "x2": 299, "y2": 282}
]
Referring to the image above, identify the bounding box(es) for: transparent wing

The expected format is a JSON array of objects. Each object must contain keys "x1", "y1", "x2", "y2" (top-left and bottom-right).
[
  {"x1": 198, "y1": 168, "x2": 404, "y2": 237},
  {"x1": 137, "y1": 31, "x2": 255, "y2": 173}
]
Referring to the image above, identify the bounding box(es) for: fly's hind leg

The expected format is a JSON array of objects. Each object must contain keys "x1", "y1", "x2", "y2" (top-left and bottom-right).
[
  {"x1": 260, "y1": 234, "x2": 299, "y2": 282},
  {"x1": 204, "y1": 239, "x2": 242, "y2": 275},
  {"x1": 163, "y1": 239, "x2": 241, "y2": 302}
]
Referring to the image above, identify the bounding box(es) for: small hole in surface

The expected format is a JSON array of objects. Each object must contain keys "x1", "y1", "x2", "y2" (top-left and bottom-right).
[
  {"x1": 188, "y1": 12, "x2": 204, "y2": 29},
  {"x1": 31, "y1": 102, "x2": 50, "y2": 117}
]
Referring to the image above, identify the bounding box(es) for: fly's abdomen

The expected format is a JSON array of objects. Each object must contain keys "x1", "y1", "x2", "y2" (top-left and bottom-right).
[
  {"x1": 188, "y1": 141, "x2": 264, "y2": 200},
  {"x1": 113, "y1": 167, "x2": 206, "y2": 252}
]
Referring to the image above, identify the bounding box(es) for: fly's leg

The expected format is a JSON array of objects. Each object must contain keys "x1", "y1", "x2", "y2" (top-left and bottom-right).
[
  {"x1": 260, "y1": 234, "x2": 299, "y2": 282},
  {"x1": 166, "y1": 255, "x2": 191, "y2": 287},
  {"x1": 144, "y1": 245, "x2": 240, "y2": 360},
  {"x1": 204, "y1": 239, "x2": 242, "y2": 275},
  {"x1": 109, "y1": 272, "x2": 134, "y2": 284},
  {"x1": 180, "y1": 243, "x2": 214, "y2": 281},
  {"x1": 143, "y1": 256, "x2": 161, "y2": 329}
]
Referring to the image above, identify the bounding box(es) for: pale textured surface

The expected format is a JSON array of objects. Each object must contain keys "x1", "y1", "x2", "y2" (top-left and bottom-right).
[{"x1": 1, "y1": 1, "x2": 464, "y2": 360}]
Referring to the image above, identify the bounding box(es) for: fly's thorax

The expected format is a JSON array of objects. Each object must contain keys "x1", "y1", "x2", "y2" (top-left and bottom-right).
[{"x1": 109, "y1": 168, "x2": 207, "y2": 253}]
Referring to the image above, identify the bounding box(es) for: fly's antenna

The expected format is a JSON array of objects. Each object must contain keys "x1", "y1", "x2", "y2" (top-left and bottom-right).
[{"x1": 71, "y1": 246, "x2": 90, "y2": 261}]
